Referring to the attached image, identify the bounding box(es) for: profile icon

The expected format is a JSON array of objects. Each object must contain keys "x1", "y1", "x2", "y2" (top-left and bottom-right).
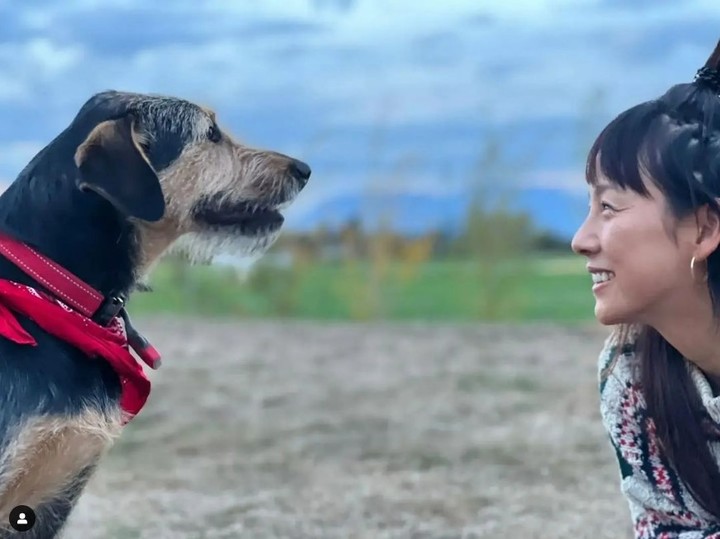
[{"x1": 9, "y1": 505, "x2": 35, "y2": 532}]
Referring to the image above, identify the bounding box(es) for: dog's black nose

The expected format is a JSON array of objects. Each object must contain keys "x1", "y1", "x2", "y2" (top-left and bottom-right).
[{"x1": 289, "y1": 159, "x2": 311, "y2": 187}]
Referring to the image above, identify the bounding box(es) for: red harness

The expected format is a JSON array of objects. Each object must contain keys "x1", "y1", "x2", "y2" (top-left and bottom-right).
[{"x1": 0, "y1": 232, "x2": 161, "y2": 424}]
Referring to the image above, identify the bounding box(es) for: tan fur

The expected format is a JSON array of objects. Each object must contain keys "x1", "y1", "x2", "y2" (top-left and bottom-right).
[
  {"x1": 0, "y1": 407, "x2": 123, "y2": 528},
  {"x1": 133, "y1": 136, "x2": 300, "y2": 274},
  {"x1": 71, "y1": 105, "x2": 302, "y2": 276},
  {"x1": 200, "y1": 106, "x2": 217, "y2": 124},
  {"x1": 156, "y1": 139, "x2": 286, "y2": 227},
  {"x1": 0, "y1": 93, "x2": 309, "y2": 532}
]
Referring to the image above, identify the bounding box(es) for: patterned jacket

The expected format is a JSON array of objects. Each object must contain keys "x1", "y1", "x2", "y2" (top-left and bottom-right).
[{"x1": 599, "y1": 327, "x2": 720, "y2": 538}]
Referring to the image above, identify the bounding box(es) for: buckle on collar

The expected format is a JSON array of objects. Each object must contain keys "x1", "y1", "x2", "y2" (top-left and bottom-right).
[{"x1": 92, "y1": 295, "x2": 125, "y2": 326}]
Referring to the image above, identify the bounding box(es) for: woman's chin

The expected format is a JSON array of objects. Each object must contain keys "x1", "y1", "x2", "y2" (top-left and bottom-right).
[{"x1": 594, "y1": 301, "x2": 632, "y2": 326}]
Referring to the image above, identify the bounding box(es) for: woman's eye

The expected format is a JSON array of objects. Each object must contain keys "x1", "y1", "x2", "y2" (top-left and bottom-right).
[
  {"x1": 208, "y1": 124, "x2": 221, "y2": 143},
  {"x1": 600, "y1": 201, "x2": 616, "y2": 212}
]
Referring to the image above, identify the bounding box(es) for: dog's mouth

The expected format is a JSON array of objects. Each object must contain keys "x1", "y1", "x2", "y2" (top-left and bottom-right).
[
  {"x1": 193, "y1": 198, "x2": 285, "y2": 234},
  {"x1": 179, "y1": 193, "x2": 298, "y2": 263}
]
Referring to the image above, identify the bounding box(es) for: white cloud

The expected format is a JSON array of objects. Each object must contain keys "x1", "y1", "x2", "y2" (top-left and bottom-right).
[
  {"x1": 26, "y1": 39, "x2": 85, "y2": 76},
  {"x1": 0, "y1": 0, "x2": 717, "y2": 201},
  {"x1": 0, "y1": 39, "x2": 85, "y2": 106},
  {"x1": 0, "y1": 0, "x2": 717, "y2": 129},
  {"x1": 520, "y1": 167, "x2": 588, "y2": 194}
]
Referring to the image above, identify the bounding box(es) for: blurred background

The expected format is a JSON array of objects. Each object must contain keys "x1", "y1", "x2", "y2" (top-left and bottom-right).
[{"x1": 2, "y1": 1, "x2": 719, "y2": 537}]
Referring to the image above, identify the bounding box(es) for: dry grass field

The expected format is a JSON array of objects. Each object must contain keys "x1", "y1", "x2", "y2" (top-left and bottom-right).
[{"x1": 61, "y1": 318, "x2": 633, "y2": 539}]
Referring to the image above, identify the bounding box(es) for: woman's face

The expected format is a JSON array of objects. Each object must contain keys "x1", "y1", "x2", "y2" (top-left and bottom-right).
[{"x1": 571, "y1": 174, "x2": 699, "y2": 326}]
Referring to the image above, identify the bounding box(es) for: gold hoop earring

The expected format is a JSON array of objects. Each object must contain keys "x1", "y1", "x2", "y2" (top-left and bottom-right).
[{"x1": 691, "y1": 256, "x2": 709, "y2": 283}]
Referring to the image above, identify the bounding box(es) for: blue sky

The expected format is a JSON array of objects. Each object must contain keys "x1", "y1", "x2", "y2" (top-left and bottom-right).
[{"x1": 0, "y1": 0, "x2": 719, "y2": 232}]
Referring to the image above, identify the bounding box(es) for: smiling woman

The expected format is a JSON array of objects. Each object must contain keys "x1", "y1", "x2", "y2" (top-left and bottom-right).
[{"x1": 572, "y1": 39, "x2": 720, "y2": 536}]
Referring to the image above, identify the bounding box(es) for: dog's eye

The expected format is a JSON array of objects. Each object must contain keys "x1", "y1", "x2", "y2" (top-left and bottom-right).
[{"x1": 207, "y1": 124, "x2": 221, "y2": 143}]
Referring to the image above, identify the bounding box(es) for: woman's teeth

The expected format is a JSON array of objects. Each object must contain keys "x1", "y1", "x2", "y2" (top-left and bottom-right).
[{"x1": 592, "y1": 271, "x2": 614, "y2": 284}]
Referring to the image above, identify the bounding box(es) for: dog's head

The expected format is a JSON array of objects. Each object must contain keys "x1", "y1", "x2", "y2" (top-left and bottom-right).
[{"x1": 68, "y1": 90, "x2": 310, "y2": 268}]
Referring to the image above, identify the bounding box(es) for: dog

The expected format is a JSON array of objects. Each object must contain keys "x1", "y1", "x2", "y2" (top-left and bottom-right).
[{"x1": 0, "y1": 90, "x2": 310, "y2": 537}]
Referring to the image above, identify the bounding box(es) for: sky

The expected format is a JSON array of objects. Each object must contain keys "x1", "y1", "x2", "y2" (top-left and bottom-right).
[{"x1": 0, "y1": 0, "x2": 719, "y2": 232}]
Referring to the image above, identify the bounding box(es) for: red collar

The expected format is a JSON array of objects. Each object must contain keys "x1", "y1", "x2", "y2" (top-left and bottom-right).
[
  {"x1": 0, "y1": 232, "x2": 109, "y2": 320},
  {"x1": 0, "y1": 231, "x2": 161, "y2": 368},
  {"x1": 0, "y1": 231, "x2": 161, "y2": 423}
]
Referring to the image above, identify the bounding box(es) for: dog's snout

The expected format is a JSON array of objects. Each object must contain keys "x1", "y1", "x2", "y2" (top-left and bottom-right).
[{"x1": 289, "y1": 159, "x2": 311, "y2": 187}]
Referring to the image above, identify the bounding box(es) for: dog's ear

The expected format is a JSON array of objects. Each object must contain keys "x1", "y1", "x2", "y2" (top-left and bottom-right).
[{"x1": 74, "y1": 114, "x2": 165, "y2": 222}]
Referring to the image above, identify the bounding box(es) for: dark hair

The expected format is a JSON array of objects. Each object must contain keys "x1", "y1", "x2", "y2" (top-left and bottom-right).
[{"x1": 586, "y1": 39, "x2": 720, "y2": 518}]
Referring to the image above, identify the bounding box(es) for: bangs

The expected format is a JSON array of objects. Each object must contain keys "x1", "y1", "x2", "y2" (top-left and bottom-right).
[{"x1": 586, "y1": 101, "x2": 665, "y2": 197}]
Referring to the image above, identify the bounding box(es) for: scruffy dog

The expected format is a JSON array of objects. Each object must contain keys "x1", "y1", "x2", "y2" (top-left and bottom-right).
[{"x1": 0, "y1": 90, "x2": 310, "y2": 537}]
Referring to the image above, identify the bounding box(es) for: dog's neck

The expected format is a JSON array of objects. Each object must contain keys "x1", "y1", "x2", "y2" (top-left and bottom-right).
[{"x1": 0, "y1": 172, "x2": 141, "y2": 299}]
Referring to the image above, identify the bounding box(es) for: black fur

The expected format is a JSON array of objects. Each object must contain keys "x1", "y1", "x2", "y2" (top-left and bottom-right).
[
  {"x1": 0, "y1": 88, "x2": 310, "y2": 537},
  {"x1": 135, "y1": 98, "x2": 205, "y2": 171},
  {"x1": 0, "y1": 90, "x2": 201, "y2": 537}
]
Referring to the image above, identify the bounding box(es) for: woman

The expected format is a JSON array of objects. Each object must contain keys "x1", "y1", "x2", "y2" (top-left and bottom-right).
[{"x1": 571, "y1": 40, "x2": 720, "y2": 537}]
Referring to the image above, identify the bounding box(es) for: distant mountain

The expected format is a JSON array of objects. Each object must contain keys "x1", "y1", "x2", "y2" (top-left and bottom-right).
[{"x1": 287, "y1": 187, "x2": 588, "y2": 240}]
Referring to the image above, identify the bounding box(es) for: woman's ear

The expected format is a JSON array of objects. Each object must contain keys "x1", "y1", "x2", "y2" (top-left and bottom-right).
[{"x1": 692, "y1": 201, "x2": 720, "y2": 257}]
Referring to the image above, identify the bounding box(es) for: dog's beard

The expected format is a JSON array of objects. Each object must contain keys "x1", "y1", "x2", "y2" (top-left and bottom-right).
[{"x1": 169, "y1": 227, "x2": 281, "y2": 265}]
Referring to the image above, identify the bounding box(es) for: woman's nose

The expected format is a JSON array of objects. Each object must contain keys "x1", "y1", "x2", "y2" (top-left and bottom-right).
[{"x1": 571, "y1": 218, "x2": 599, "y2": 256}]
